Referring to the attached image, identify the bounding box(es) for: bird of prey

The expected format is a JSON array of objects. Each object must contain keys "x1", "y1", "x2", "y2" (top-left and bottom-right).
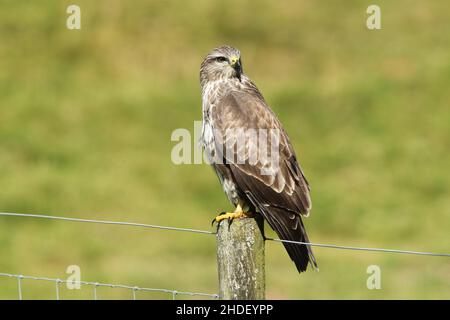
[{"x1": 200, "y1": 45, "x2": 317, "y2": 272}]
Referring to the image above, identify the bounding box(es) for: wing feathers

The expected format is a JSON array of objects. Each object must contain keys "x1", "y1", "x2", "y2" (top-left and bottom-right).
[
  {"x1": 212, "y1": 91, "x2": 312, "y2": 215},
  {"x1": 212, "y1": 90, "x2": 317, "y2": 271}
]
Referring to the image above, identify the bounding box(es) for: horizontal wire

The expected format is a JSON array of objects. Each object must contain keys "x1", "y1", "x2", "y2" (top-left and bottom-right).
[
  {"x1": 265, "y1": 238, "x2": 450, "y2": 258},
  {"x1": 1, "y1": 212, "x2": 449, "y2": 258},
  {"x1": 0, "y1": 212, "x2": 215, "y2": 235},
  {"x1": 0, "y1": 273, "x2": 218, "y2": 299}
]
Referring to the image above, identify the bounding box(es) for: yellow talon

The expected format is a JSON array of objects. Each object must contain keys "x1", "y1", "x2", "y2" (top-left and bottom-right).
[
  {"x1": 215, "y1": 211, "x2": 245, "y2": 223},
  {"x1": 214, "y1": 205, "x2": 247, "y2": 223}
]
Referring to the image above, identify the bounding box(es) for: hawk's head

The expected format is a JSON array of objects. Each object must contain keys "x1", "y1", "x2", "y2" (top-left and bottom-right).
[{"x1": 200, "y1": 45, "x2": 243, "y2": 86}]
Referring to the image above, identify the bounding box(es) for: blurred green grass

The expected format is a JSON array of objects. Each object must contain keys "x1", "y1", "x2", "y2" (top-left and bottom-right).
[{"x1": 0, "y1": 0, "x2": 449, "y2": 299}]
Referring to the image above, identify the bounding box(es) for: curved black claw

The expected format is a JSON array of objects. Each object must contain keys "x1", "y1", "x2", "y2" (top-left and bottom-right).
[
  {"x1": 227, "y1": 217, "x2": 234, "y2": 231},
  {"x1": 211, "y1": 211, "x2": 226, "y2": 226}
]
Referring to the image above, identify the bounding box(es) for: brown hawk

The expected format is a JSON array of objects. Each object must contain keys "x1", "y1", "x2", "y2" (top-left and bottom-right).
[{"x1": 200, "y1": 45, "x2": 318, "y2": 272}]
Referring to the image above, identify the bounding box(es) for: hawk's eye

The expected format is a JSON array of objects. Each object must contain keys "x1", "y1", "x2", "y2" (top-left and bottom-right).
[{"x1": 215, "y1": 56, "x2": 228, "y2": 63}]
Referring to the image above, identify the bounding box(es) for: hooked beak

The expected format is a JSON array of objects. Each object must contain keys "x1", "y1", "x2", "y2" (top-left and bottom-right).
[{"x1": 230, "y1": 56, "x2": 242, "y2": 78}]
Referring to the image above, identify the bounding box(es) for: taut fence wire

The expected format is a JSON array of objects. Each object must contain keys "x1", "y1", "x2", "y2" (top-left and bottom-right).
[
  {"x1": 0, "y1": 212, "x2": 214, "y2": 235},
  {"x1": 0, "y1": 212, "x2": 449, "y2": 258},
  {"x1": 0, "y1": 272, "x2": 218, "y2": 300}
]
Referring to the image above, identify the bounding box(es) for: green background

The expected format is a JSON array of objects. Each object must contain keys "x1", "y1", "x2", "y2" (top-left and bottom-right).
[{"x1": 0, "y1": 0, "x2": 449, "y2": 299}]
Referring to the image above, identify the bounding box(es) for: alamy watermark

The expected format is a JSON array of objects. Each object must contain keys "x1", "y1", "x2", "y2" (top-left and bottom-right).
[
  {"x1": 366, "y1": 5, "x2": 381, "y2": 30},
  {"x1": 66, "y1": 265, "x2": 81, "y2": 289},
  {"x1": 366, "y1": 265, "x2": 381, "y2": 290},
  {"x1": 66, "y1": 5, "x2": 81, "y2": 30}
]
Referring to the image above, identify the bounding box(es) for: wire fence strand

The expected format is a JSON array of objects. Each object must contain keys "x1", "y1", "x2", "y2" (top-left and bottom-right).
[
  {"x1": 265, "y1": 238, "x2": 450, "y2": 257},
  {"x1": 0, "y1": 273, "x2": 219, "y2": 300},
  {"x1": 17, "y1": 276, "x2": 23, "y2": 300},
  {"x1": 0, "y1": 212, "x2": 449, "y2": 257},
  {"x1": 0, "y1": 212, "x2": 214, "y2": 235}
]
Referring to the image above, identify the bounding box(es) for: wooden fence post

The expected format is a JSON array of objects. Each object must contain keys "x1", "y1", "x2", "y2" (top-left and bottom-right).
[{"x1": 216, "y1": 216, "x2": 265, "y2": 300}]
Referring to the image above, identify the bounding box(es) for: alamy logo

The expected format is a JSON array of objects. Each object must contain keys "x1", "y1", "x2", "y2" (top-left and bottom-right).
[
  {"x1": 366, "y1": 5, "x2": 382, "y2": 30},
  {"x1": 66, "y1": 265, "x2": 81, "y2": 290},
  {"x1": 66, "y1": 5, "x2": 81, "y2": 30},
  {"x1": 366, "y1": 265, "x2": 381, "y2": 290}
]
